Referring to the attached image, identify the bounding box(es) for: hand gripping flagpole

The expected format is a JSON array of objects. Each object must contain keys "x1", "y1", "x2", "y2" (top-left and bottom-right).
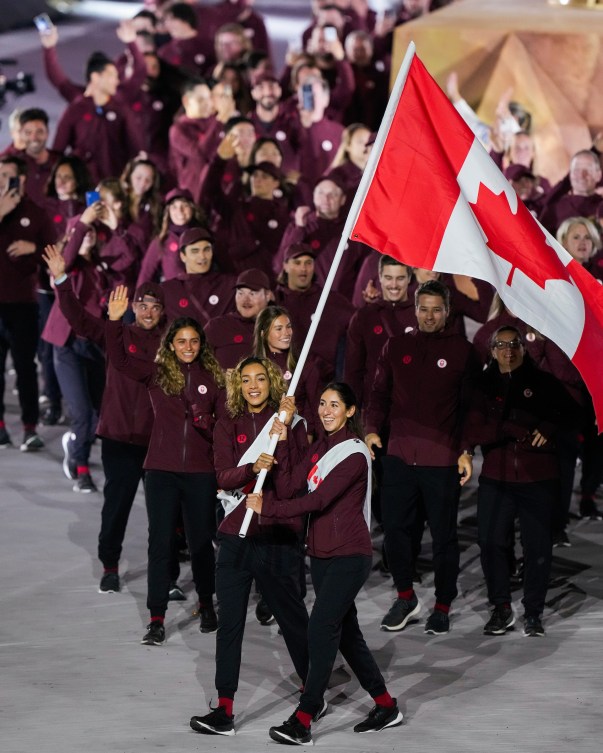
[{"x1": 238, "y1": 41, "x2": 418, "y2": 537}]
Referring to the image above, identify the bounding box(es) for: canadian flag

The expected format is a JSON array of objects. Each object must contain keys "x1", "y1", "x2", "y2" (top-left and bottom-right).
[{"x1": 351, "y1": 50, "x2": 603, "y2": 428}]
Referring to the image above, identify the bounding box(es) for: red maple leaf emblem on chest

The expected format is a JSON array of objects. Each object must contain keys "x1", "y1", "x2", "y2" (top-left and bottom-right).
[{"x1": 469, "y1": 184, "x2": 572, "y2": 289}]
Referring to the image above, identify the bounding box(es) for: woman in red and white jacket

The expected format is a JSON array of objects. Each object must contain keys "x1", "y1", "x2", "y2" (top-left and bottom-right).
[
  {"x1": 245, "y1": 382, "x2": 402, "y2": 746},
  {"x1": 106, "y1": 286, "x2": 225, "y2": 646}
]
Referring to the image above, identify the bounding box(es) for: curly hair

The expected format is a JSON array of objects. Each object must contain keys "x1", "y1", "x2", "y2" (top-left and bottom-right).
[
  {"x1": 226, "y1": 356, "x2": 287, "y2": 418},
  {"x1": 252, "y1": 306, "x2": 297, "y2": 374},
  {"x1": 155, "y1": 317, "x2": 225, "y2": 396}
]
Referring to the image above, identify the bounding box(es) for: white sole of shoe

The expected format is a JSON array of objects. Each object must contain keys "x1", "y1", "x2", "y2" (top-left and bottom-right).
[
  {"x1": 190, "y1": 721, "x2": 235, "y2": 736},
  {"x1": 424, "y1": 626, "x2": 449, "y2": 635},
  {"x1": 380, "y1": 602, "x2": 421, "y2": 632},
  {"x1": 484, "y1": 614, "x2": 516, "y2": 635},
  {"x1": 20, "y1": 442, "x2": 44, "y2": 452},
  {"x1": 269, "y1": 729, "x2": 313, "y2": 746},
  {"x1": 356, "y1": 709, "x2": 404, "y2": 733}
]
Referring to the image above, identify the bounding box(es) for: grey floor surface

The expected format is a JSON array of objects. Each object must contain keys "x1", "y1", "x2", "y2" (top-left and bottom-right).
[{"x1": 2, "y1": 381, "x2": 603, "y2": 752}]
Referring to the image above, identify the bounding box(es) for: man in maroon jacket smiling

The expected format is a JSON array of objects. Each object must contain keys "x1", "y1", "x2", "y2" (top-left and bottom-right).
[{"x1": 365, "y1": 280, "x2": 480, "y2": 636}]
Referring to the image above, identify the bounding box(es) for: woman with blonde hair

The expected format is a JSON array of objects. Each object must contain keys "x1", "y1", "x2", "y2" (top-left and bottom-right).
[
  {"x1": 557, "y1": 216, "x2": 603, "y2": 280},
  {"x1": 190, "y1": 356, "x2": 310, "y2": 737},
  {"x1": 106, "y1": 287, "x2": 225, "y2": 645},
  {"x1": 326, "y1": 122, "x2": 372, "y2": 196}
]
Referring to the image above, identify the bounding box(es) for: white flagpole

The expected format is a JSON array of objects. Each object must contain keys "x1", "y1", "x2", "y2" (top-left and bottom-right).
[{"x1": 238, "y1": 41, "x2": 417, "y2": 537}]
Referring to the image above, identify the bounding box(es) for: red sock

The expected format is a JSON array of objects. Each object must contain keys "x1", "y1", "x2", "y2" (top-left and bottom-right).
[
  {"x1": 434, "y1": 602, "x2": 450, "y2": 614},
  {"x1": 77, "y1": 465, "x2": 90, "y2": 475},
  {"x1": 0, "y1": 420, "x2": 5, "y2": 429},
  {"x1": 104, "y1": 567, "x2": 118, "y2": 574},
  {"x1": 373, "y1": 691, "x2": 395, "y2": 708},
  {"x1": 218, "y1": 697, "x2": 233, "y2": 717},
  {"x1": 397, "y1": 589, "x2": 414, "y2": 601},
  {"x1": 150, "y1": 615, "x2": 164, "y2": 625},
  {"x1": 23, "y1": 423, "x2": 36, "y2": 432},
  {"x1": 295, "y1": 710, "x2": 312, "y2": 728}
]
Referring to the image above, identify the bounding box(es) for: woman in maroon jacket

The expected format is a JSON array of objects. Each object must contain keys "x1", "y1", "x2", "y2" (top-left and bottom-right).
[
  {"x1": 41, "y1": 218, "x2": 109, "y2": 492},
  {"x1": 106, "y1": 286, "x2": 225, "y2": 645},
  {"x1": 189, "y1": 357, "x2": 309, "y2": 738},
  {"x1": 120, "y1": 158, "x2": 163, "y2": 251},
  {"x1": 245, "y1": 383, "x2": 402, "y2": 745},
  {"x1": 136, "y1": 187, "x2": 206, "y2": 285},
  {"x1": 252, "y1": 305, "x2": 321, "y2": 439}
]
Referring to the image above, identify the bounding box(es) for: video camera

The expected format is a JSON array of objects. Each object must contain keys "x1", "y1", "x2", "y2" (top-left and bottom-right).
[{"x1": 0, "y1": 58, "x2": 36, "y2": 109}]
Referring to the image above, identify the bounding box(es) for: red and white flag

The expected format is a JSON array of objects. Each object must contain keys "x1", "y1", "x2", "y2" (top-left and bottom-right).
[{"x1": 351, "y1": 51, "x2": 603, "y2": 428}]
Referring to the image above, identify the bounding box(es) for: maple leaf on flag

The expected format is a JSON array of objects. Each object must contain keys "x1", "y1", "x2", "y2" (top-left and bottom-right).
[{"x1": 469, "y1": 183, "x2": 572, "y2": 289}]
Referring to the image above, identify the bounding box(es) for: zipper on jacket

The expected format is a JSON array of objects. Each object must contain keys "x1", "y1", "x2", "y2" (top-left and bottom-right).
[{"x1": 182, "y1": 366, "x2": 190, "y2": 468}]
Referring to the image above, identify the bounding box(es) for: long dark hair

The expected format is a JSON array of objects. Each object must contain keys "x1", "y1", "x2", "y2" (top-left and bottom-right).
[
  {"x1": 252, "y1": 305, "x2": 297, "y2": 373},
  {"x1": 320, "y1": 382, "x2": 364, "y2": 439},
  {"x1": 46, "y1": 155, "x2": 92, "y2": 201},
  {"x1": 120, "y1": 157, "x2": 162, "y2": 233},
  {"x1": 155, "y1": 317, "x2": 225, "y2": 395}
]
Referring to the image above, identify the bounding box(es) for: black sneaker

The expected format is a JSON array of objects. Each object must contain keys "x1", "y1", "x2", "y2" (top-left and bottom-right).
[
  {"x1": 62, "y1": 431, "x2": 77, "y2": 480},
  {"x1": 168, "y1": 582, "x2": 187, "y2": 601},
  {"x1": 190, "y1": 705, "x2": 235, "y2": 736},
  {"x1": 523, "y1": 615, "x2": 545, "y2": 637},
  {"x1": 199, "y1": 603, "x2": 218, "y2": 633},
  {"x1": 552, "y1": 530, "x2": 571, "y2": 548},
  {"x1": 312, "y1": 699, "x2": 328, "y2": 723},
  {"x1": 141, "y1": 621, "x2": 165, "y2": 646},
  {"x1": 0, "y1": 427, "x2": 12, "y2": 448},
  {"x1": 353, "y1": 701, "x2": 404, "y2": 733},
  {"x1": 99, "y1": 572, "x2": 120, "y2": 593},
  {"x1": 41, "y1": 404, "x2": 63, "y2": 426},
  {"x1": 269, "y1": 714, "x2": 312, "y2": 746},
  {"x1": 20, "y1": 431, "x2": 44, "y2": 452},
  {"x1": 73, "y1": 472, "x2": 98, "y2": 493},
  {"x1": 381, "y1": 594, "x2": 420, "y2": 631},
  {"x1": 424, "y1": 610, "x2": 449, "y2": 635},
  {"x1": 255, "y1": 596, "x2": 275, "y2": 625},
  {"x1": 483, "y1": 605, "x2": 515, "y2": 635},
  {"x1": 579, "y1": 498, "x2": 603, "y2": 521}
]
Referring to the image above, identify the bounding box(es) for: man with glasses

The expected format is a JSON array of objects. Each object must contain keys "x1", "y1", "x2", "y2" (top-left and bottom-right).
[{"x1": 459, "y1": 326, "x2": 577, "y2": 637}]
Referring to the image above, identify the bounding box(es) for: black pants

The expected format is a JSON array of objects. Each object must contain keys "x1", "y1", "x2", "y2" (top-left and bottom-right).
[
  {"x1": 215, "y1": 532, "x2": 309, "y2": 699},
  {"x1": 145, "y1": 470, "x2": 217, "y2": 617},
  {"x1": 478, "y1": 478, "x2": 554, "y2": 617},
  {"x1": 554, "y1": 428, "x2": 579, "y2": 533},
  {"x1": 53, "y1": 339, "x2": 105, "y2": 465},
  {"x1": 299, "y1": 555, "x2": 386, "y2": 717},
  {"x1": 0, "y1": 302, "x2": 39, "y2": 426},
  {"x1": 380, "y1": 457, "x2": 460, "y2": 605},
  {"x1": 98, "y1": 438, "x2": 148, "y2": 570},
  {"x1": 580, "y1": 418, "x2": 603, "y2": 499}
]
